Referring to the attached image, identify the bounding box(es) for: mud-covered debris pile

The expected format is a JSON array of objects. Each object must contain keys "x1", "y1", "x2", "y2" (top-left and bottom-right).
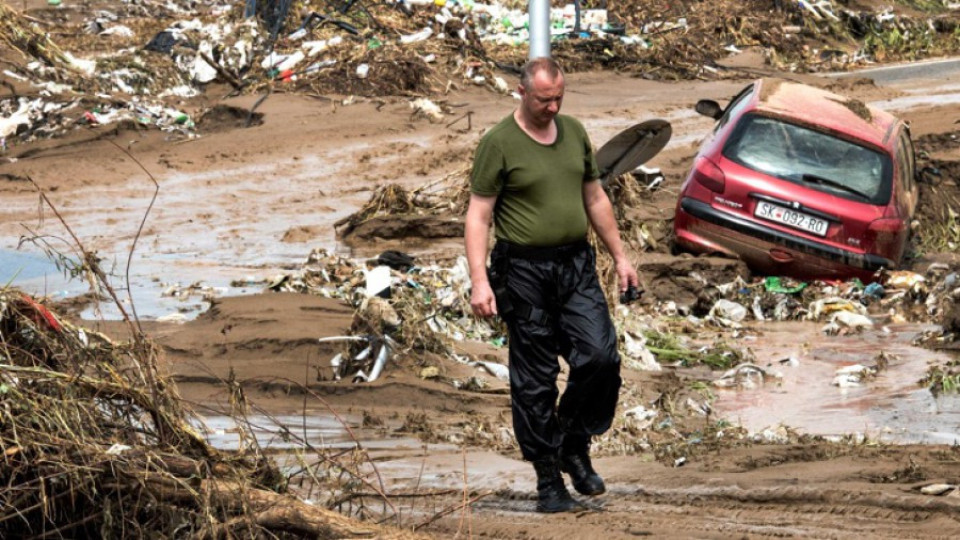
[
  {"x1": 267, "y1": 247, "x2": 511, "y2": 387},
  {"x1": 334, "y1": 173, "x2": 470, "y2": 241},
  {"x1": 5, "y1": 0, "x2": 960, "y2": 151},
  {"x1": 0, "y1": 288, "x2": 423, "y2": 538}
]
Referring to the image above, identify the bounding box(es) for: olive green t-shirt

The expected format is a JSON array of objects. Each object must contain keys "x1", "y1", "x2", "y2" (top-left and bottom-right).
[{"x1": 470, "y1": 114, "x2": 600, "y2": 247}]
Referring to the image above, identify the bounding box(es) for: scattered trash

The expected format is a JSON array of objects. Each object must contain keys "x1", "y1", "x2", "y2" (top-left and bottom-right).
[
  {"x1": 712, "y1": 363, "x2": 781, "y2": 390},
  {"x1": 764, "y1": 276, "x2": 807, "y2": 294},
  {"x1": 831, "y1": 364, "x2": 876, "y2": 387},
  {"x1": 919, "y1": 483, "x2": 956, "y2": 496},
  {"x1": 410, "y1": 98, "x2": 445, "y2": 122},
  {"x1": 708, "y1": 299, "x2": 748, "y2": 325},
  {"x1": 364, "y1": 265, "x2": 392, "y2": 298},
  {"x1": 862, "y1": 282, "x2": 885, "y2": 304},
  {"x1": 319, "y1": 334, "x2": 396, "y2": 383},
  {"x1": 623, "y1": 405, "x2": 658, "y2": 430},
  {"x1": 754, "y1": 425, "x2": 792, "y2": 444},
  {"x1": 476, "y1": 360, "x2": 509, "y2": 382},
  {"x1": 622, "y1": 330, "x2": 662, "y2": 372},
  {"x1": 822, "y1": 311, "x2": 874, "y2": 335},
  {"x1": 885, "y1": 270, "x2": 925, "y2": 291}
]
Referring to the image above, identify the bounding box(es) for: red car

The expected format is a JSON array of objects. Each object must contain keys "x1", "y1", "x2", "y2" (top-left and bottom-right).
[{"x1": 673, "y1": 78, "x2": 919, "y2": 282}]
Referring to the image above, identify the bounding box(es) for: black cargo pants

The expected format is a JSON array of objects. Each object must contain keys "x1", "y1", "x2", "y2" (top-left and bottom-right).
[{"x1": 488, "y1": 238, "x2": 622, "y2": 461}]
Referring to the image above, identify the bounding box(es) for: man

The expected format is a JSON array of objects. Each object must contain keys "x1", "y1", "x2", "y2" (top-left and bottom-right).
[{"x1": 465, "y1": 57, "x2": 639, "y2": 513}]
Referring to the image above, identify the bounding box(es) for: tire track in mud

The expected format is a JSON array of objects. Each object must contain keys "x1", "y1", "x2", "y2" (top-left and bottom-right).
[{"x1": 466, "y1": 483, "x2": 960, "y2": 538}]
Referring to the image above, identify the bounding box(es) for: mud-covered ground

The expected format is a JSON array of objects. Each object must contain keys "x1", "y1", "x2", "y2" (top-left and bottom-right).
[{"x1": 4, "y1": 0, "x2": 960, "y2": 538}]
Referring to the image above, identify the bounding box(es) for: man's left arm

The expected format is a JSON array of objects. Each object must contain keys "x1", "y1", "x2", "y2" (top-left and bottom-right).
[{"x1": 582, "y1": 180, "x2": 639, "y2": 293}]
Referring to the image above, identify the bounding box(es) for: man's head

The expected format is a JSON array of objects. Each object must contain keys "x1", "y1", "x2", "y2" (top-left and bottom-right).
[{"x1": 517, "y1": 57, "x2": 564, "y2": 129}]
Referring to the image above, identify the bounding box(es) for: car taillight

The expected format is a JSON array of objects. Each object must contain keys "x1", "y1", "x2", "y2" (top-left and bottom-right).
[
  {"x1": 691, "y1": 156, "x2": 725, "y2": 193},
  {"x1": 866, "y1": 217, "x2": 906, "y2": 258}
]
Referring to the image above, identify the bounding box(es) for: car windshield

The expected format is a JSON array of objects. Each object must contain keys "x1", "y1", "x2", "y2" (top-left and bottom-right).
[{"x1": 724, "y1": 114, "x2": 892, "y2": 205}]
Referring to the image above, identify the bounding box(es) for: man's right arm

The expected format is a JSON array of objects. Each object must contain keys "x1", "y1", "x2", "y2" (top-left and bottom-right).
[{"x1": 465, "y1": 193, "x2": 498, "y2": 317}]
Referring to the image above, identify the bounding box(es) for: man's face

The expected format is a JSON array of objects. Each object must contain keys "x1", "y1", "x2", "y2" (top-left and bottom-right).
[{"x1": 519, "y1": 70, "x2": 564, "y2": 126}]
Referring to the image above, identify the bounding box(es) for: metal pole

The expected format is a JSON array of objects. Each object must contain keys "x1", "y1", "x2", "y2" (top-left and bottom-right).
[{"x1": 528, "y1": 0, "x2": 550, "y2": 59}]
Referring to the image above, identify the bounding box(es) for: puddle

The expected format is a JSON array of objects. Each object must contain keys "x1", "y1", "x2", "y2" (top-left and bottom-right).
[
  {"x1": 197, "y1": 413, "x2": 527, "y2": 491},
  {"x1": 713, "y1": 321, "x2": 960, "y2": 444},
  {"x1": 1, "y1": 141, "x2": 393, "y2": 320},
  {"x1": 0, "y1": 248, "x2": 71, "y2": 288}
]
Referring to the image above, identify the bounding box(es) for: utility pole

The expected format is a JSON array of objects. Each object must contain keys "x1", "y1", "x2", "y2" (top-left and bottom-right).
[{"x1": 529, "y1": 0, "x2": 550, "y2": 59}]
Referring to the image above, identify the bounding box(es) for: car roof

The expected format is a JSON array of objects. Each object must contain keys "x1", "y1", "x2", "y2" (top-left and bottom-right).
[{"x1": 753, "y1": 78, "x2": 899, "y2": 148}]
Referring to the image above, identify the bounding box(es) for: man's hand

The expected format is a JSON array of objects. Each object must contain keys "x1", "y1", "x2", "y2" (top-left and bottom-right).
[
  {"x1": 470, "y1": 280, "x2": 498, "y2": 318},
  {"x1": 615, "y1": 257, "x2": 640, "y2": 296}
]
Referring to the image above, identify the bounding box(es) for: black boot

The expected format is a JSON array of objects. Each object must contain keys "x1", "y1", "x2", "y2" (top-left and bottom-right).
[
  {"x1": 559, "y1": 436, "x2": 605, "y2": 496},
  {"x1": 532, "y1": 456, "x2": 581, "y2": 513}
]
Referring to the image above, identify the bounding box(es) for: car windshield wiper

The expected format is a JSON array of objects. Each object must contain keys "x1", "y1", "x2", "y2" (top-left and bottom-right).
[{"x1": 798, "y1": 173, "x2": 871, "y2": 201}]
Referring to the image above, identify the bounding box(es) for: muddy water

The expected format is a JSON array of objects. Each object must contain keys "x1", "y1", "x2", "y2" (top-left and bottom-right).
[
  {"x1": 196, "y1": 412, "x2": 529, "y2": 491},
  {"x1": 4, "y1": 138, "x2": 393, "y2": 319},
  {"x1": 712, "y1": 321, "x2": 960, "y2": 444}
]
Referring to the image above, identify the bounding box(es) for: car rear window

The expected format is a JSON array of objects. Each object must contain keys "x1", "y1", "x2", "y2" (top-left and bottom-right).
[{"x1": 723, "y1": 114, "x2": 893, "y2": 205}]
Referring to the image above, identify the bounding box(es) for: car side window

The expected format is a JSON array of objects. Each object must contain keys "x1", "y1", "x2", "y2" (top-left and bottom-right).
[{"x1": 714, "y1": 84, "x2": 754, "y2": 134}]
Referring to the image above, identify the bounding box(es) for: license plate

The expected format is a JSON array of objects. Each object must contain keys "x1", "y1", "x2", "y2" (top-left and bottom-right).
[{"x1": 754, "y1": 201, "x2": 829, "y2": 237}]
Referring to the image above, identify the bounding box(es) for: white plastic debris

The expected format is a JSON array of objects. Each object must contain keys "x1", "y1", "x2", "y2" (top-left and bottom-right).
[
  {"x1": 303, "y1": 36, "x2": 343, "y2": 56},
  {"x1": 329, "y1": 352, "x2": 343, "y2": 380},
  {"x1": 920, "y1": 483, "x2": 956, "y2": 496},
  {"x1": 100, "y1": 25, "x2": 134, "y2": 37},
  {"x1": 276, "y1": 50, "x2": 305, "y2": 72},
  {"x1": 366, "y1": 338, "x2": 392, "y2": 382},
  {"x1": 713, "y1": 363, "x2": 779, "y2": 389},
  {"x1": 0, "y1": 99, "x2": 33, "y2": 138},
  {"x1": 622, "y1": 331, "x2": 662, "y2": 371},
  {"x1": 751, "y1": 296, "x2": 765, "y2": 321},
  {"x1": 623, "y1": 405, "x2": 658, "y2": 429},
  {"x1": 709, "y1": 299, "x2": 747, "y2": 323},
  {"x1": 400, "y1": 27, "x2": 433, "y2": 44},
  {"x1": 832, "y1": 364, "x2": 874, "y2": 387},
  {"x1": 356, "y1": 63, "x2": 370, "y2": 79},
  {"x1": 823, "y1": 311, "x2": 873, "y2": 335},
  {"x1": 477, "y1": 360, "x2": 509, "y2": 382},
  {"x1": 106, "y1": 443, "x2": 132, "y2": 455},
  {"x1": 191, "y1": 41, "x2": 219, "y2": 83},
  {"x1": 411, "y1": 98, "x2": 444, "y2": 122},
  {"x1": 364, "y1": 265, "x2": 392, "y2": 297},
  {"x1": 63, "y1": 52, "x2": 96, "y2": 76}
]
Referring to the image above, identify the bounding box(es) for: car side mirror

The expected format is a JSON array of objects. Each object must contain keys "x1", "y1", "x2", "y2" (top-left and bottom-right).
[
  {"x1": 917, "y1": 165, "x2": 942, "y2": 185},
  {"x1": 695, "y1": 99, "x2": 724, "y2": 120}
]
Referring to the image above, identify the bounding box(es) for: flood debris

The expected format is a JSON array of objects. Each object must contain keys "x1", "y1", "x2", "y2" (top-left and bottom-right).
[
  {"x1": 0, "y1": 288, "x2": 420, "y2": 539},
  {"x1": 713, "y1": 363, "x2": 783, "y2": 390},
  {"x1": 919, "y1": 483, "x2": 957, "y2": 496},
  {"x1": 5, "y1": 0, "x2": 960, "y2": 153}
]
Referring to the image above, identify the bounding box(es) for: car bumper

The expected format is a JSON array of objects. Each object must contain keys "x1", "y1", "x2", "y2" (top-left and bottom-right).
[{"x1": 676, "y1": 197, "x2": 893, "y2": 277}]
